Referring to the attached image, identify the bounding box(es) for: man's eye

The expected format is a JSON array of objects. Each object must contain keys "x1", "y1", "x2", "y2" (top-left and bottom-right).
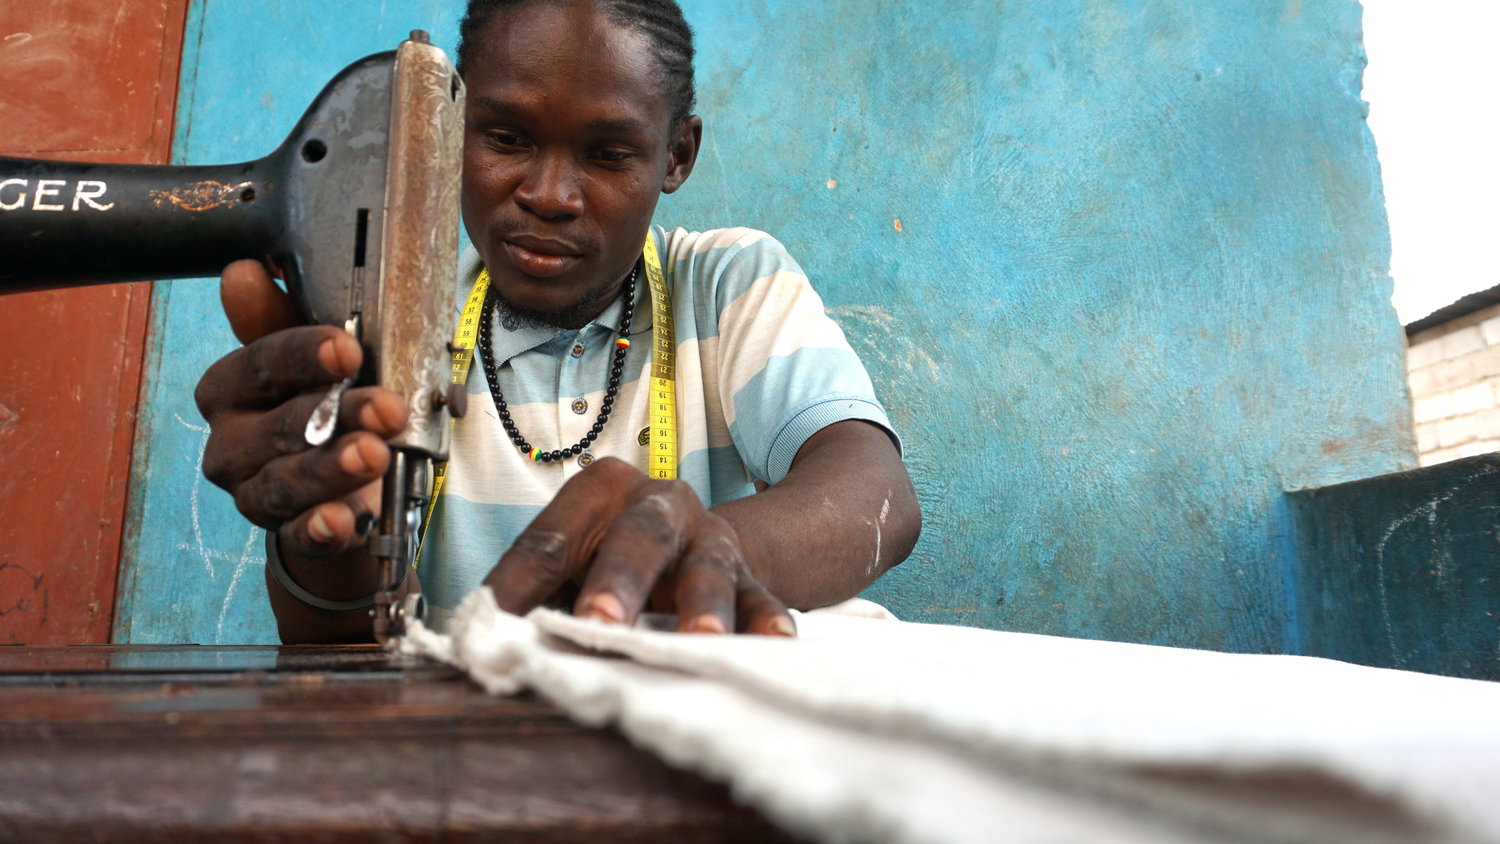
[
  {"x1": 595, "y1": 149, "x2": 633, "y2": 163},
  {"x1": 486, "y1": 131, "x2": 526, "y2": 148}
]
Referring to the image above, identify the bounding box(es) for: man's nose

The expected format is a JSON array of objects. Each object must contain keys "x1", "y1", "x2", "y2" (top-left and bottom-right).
[{"x1": 514, "y1": 151, "x2": 583, "y2": 220}]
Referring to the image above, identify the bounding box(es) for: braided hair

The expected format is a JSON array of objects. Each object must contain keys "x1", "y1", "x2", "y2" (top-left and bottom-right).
[{"x1": 457, "y1": 0, "x2": 697, "y2": 128}]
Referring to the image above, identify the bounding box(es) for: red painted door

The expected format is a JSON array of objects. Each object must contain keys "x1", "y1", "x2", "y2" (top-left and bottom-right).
[{"x1": 0, "y1": 2, "x2": 189, "y2": 643}]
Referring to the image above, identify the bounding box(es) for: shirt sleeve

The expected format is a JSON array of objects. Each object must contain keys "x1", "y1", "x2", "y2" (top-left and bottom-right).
[{"x1": 683, "y1": 228, "x2": 900, "y2": 484}]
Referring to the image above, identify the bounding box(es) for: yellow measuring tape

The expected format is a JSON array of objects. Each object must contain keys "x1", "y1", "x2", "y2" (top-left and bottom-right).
[
  {"x1": 641, "y1": 233, "x2": 677, "y2": 480},
  {"x1": 416, "y1": 234, "x2": 676, "y2": 564}
]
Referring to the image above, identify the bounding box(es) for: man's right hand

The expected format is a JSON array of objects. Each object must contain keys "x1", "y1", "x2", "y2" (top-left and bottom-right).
[{"x1": 193, "y1": 259, "x2": 409, "y2": 560}]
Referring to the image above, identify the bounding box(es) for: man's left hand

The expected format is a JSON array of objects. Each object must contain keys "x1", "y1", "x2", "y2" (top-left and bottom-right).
[{"x1": 482, "y1": 456, "x2": 797, "y2": 636}]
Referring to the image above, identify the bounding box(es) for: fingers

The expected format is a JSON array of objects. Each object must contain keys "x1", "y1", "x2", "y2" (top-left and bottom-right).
[
  {"x1": 483, "y1": 456, "x2": 793, "y2": 636},
  {"x1": 485, "y1": 528, "x2": 580, "y2": 615},
  {"x1": 202, "y1": 385, "x2": 406, "y2": 490},
  {"x1": 277, "y1": 480, "x2": 383, "y2": 558},
  {"x1": 483, "y1": 457, "x2": 641, "y2": 615},
  {"x1": 668, "y1": 531, "x2": 740, "y2": 634},
  {"x1": 204, "y1": 260, "x2": 403, "y2": 567},
  {"x1": 573, "y1": 485, "x2": 693, "y2": 624},
  {"x1": 668, "y1": 527, "x2": 795, "y2": 637},
  {"x1": 572, "y1": 487, "x2": 794, "y2": 636},
  {"x1": 222, "y1": 259, "x2": 302, "y2": 344},
  {"x1": 336, "y1": 386, "x2": 409, "y2": 436},
  {"x1": 232, "y1": 431, "x2": 389, "y2": 530},
  {"x1": 733, "y1": 580, "x2": 796, "y2": 637},
  {"x1": 196, "y1": 324, "x2": 362, "y2": 418}
]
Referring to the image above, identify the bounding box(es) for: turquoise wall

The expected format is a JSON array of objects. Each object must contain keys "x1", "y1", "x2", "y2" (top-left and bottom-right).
[
  {"x1": 118, "y1": 0, "x2": 1413, "y2": 652},
  {"x1": 664, "y1": 0, "x2": 1412, "y2": 652}
]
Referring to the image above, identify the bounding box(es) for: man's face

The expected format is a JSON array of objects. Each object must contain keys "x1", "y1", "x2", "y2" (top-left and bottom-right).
[{"x1": 460, "y1": 0, "x2": 697, "y2": 329}]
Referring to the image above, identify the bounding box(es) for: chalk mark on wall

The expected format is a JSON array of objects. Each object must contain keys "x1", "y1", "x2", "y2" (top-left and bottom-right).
[
  {"x1": 828, "y1": 306, "x2": 941, "y2": 378},
  {"x1": 216, "y1": 522, "x2": 264, "y2": 645},
  {"x1": 176, "y1": 414, "x2": 225, "y2": 580},
  {"x1": 173, "y1": 413, "x2": 265, "y2": 644},
  {"x1": 1372, "y1": 488, "x2": 1459, "y2": 666}
]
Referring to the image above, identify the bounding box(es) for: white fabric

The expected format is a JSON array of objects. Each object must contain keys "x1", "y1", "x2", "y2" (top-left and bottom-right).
[{"x1": 403, "y1": 590, "x2": 1500, "y2": 844}]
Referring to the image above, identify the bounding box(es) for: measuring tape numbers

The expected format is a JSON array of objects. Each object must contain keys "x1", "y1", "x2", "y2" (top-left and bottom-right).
[
  {"x1": 415, "y1": 269, "x2": 489, "y2": 566},
  {"x1": 641, "y1": 233, "x2": 677, "y2": 480}
]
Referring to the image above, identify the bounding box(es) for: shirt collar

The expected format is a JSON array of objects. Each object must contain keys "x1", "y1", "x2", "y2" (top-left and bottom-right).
[{"x1": 461, "y1": 233, "x2": 658, "y2": 368}]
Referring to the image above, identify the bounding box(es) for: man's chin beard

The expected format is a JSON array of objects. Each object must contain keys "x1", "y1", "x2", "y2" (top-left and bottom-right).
[{"x1": 492, "y1": 283, "x2": 616, "y2": 332}]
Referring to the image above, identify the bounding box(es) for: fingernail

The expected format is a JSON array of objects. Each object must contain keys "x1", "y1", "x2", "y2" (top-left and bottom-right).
[
  {"x1": 354, "y1": 513, "x2": 375, "y2": 535},
  {"x1": 316, "y1": 337, "x2": 342, "y2": 374},
  {"x1": 340, "y1": 441, "x2": 370, "y2": 473},
  {"x1": 688, "y1": 614, "x2": 727, "y2": 634},
  {"x1": 770, "y1": 616, "x2": 796, "y2": 637},
  {"x1": 582, "y1": 593, "x2": 627, "y2": 624},
  {"x1": 361, "y1": 399, "x2": 400, "y2": 433},
  {"x1": 309, "y1": 511, "x2": 334, "y2": 543}
]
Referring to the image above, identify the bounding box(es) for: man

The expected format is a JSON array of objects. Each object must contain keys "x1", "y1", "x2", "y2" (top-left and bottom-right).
[{"x1": 195, "y1": 0, "x2": 920, "y2": 643}]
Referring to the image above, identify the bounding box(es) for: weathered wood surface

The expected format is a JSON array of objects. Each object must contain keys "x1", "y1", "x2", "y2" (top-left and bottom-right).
[{"x1": 0, "y1": 645, "x2": 794, "y2": 842}]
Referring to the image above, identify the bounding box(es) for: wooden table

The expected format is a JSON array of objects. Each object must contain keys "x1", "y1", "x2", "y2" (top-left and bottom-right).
[{"x1": 0, "y1": 646, "x2": 794, "y2": 842}]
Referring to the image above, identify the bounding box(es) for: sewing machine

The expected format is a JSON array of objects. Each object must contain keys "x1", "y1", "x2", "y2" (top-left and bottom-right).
[{"x1": 0, "y1": 32, "x2": 463, "y2": 643}]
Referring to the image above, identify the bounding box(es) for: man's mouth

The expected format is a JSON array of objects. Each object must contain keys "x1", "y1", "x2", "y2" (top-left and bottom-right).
[{"x1": 501, "y1": 235, "x2": 583, "y2": 279}]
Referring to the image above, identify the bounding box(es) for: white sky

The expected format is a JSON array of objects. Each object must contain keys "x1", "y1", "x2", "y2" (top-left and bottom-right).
[{"x1": 1362, "y1": 0, "x2": 1500, "y2": 325}]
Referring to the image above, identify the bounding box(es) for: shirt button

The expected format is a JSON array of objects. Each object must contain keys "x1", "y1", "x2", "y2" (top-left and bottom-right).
[
  {"x1": 570, "y1": 342, "x2": 585, "y2": 358},
  {"x1": 577, "y1": 452, "x2": 595, "y2": 467},
  {"x1": 571, "y1": 398, "x2": 588, "y2": 415}
]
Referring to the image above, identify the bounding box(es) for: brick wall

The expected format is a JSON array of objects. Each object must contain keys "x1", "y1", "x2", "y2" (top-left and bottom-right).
[{"x1": 1407, "y1": 302, "x2": 1500, "y2": 465}]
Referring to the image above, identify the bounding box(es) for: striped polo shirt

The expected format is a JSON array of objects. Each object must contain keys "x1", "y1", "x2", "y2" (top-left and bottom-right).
[{"x1": 419, "y1": 225, "x2": 896, "y2": 624}]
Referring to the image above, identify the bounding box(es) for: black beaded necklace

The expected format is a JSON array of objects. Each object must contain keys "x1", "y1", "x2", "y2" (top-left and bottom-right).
[{"x1": 477, "y1": 266, "x2": 637, "y2": 464}]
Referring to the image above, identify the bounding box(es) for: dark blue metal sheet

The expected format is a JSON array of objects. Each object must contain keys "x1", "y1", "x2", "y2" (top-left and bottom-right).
[{"x1": 1291, "y1": 454, "x2": 1500, "y2": 680}]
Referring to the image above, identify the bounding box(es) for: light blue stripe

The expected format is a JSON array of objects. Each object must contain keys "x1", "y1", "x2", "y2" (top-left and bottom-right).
[
  {"x1": 766, "y1": 398, "x2": 895, "y2": 483},
  {"x1": 421, "y1": 494, "x2": 543, "y2": 612},
  {"x1": 674, "y1": 232, "x2": 811, "y2": 345},
  {"x1": 677, "y1": 444, "x2": 758, "y2": 506},
  {"x1": 727, "y1": 345, "x2": 889, "y2": 479}
]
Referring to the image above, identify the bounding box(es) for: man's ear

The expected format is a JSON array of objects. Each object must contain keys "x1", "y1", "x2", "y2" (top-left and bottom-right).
[{"x1": 662, "y1": 115, "x2": 702, "y2": 195}]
